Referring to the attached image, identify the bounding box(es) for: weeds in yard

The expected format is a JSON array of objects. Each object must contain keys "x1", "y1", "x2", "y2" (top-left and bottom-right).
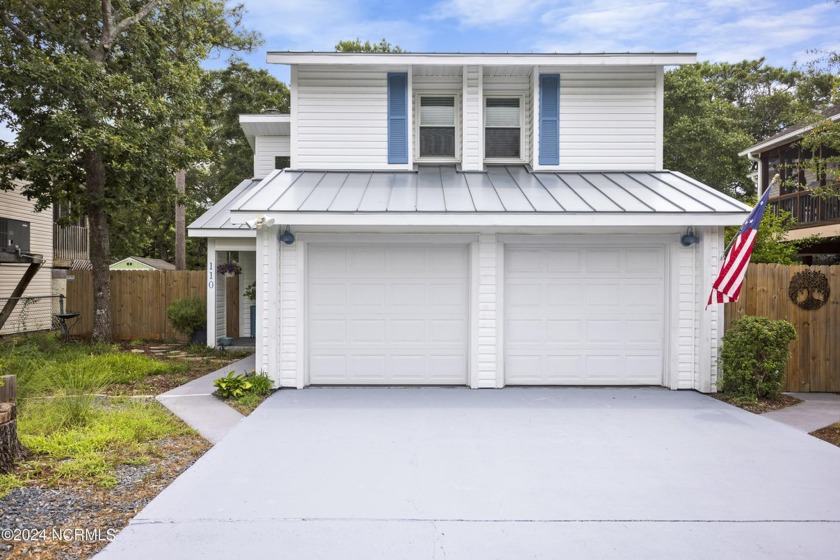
[
  {"x1": 0, "y1": 473, "x2": 24, "y2": 499},
  {"x1": 17, "y1": 398, "x2": 193, "y2": 488}
]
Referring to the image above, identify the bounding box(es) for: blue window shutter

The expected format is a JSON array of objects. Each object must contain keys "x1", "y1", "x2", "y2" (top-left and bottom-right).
[
  {"x1": 387, "y1": 73, "x2": 408, "y2": 164},
  {"x1": 539, "y1": 74, "x2": 560, "y2": 166}
]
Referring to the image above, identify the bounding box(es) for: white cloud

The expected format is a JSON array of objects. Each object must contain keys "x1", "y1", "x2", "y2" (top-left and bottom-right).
[
  {"x1": 429, "y1": 0, "x2": 553, "y2": 27},
  {"x1": 241, "y1": 0, "x2": 430, "y2": 52}
]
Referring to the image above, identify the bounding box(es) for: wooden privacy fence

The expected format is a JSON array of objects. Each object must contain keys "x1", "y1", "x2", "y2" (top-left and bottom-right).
[
  {"x1": 66, "y1": 270, "x2": 206, "y2": 341},
  {"x1": 724, "y1": 264, "x2": 839, "y2": 393}
]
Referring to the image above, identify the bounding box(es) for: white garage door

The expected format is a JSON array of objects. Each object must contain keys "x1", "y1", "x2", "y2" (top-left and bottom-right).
[
  {"x1": 308, "y1": 244, "x2": 469, "y2": 385},
  {"x1": 505, "y1": 246, "x2": 665, "y2": 385}
]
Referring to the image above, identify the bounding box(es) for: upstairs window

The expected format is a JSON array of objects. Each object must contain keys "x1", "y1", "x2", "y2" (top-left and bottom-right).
[
  {"x1": 485, "y1": 98, "x2": 521, "y2": 159},
  {"x1": 419, "y1": 96, "x2": 456, "y2": 158},
  {"x1": 275, "y1": 156, "x2": 290, "y2": 169}
]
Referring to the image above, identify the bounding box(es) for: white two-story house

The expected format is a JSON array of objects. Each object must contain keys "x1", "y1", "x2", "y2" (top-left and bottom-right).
[{"x1": 189, "y1": 51, "x2": 750, "y2": 391}]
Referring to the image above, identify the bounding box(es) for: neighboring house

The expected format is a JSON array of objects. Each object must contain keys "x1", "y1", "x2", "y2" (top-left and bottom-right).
[
  {"x1": 110, "y1": 256, "x2": 176, "y2": 271},
  {"x1": 0, "y1": 182, "x2": 55, "y2": 334},
  {"x1": 189, "y1": 51, "x2": 751, "y2": 392},
  {"x1": 739, "y1": 106, "x2": 840, "y2": 264}
]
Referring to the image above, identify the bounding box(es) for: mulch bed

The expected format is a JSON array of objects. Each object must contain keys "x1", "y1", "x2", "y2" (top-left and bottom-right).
[
  {"x1": 0, "y1": 435, "x2": 209, "y2": 560},
  {"x1": 810, "y1": 423, "x2": 840, "y2": 448},
  {"x1": 709, "y1": 393, "x2": 803, "y2": 414}
]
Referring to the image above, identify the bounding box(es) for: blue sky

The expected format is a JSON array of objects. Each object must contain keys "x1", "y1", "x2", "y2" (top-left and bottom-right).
[
  {"x1": 218, "y1": 0, "x2": 840, "y2": 83},
  {"x1": 1, "y1": 0, "x2": 839, "y2": 142}
]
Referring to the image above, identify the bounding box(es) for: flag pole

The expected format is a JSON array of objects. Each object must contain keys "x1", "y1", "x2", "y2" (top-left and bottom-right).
[{"x1": 719, "y1": 173, "x2": 780, "y2": 261}]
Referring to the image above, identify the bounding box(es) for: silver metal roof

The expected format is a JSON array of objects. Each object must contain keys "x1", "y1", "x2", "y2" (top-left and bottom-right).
[
  {"x1": 190, "y1": 166, "x2": 750, "y2": 230},
  {"x1": 230, "y1": 166, "x2": 749, "y2": 215},
  {"x1": 189, "y1": 178, "x2": 261, "y2": 230}
]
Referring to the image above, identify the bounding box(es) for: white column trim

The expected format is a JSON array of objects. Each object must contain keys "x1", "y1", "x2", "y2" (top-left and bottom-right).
[{"x1": 206, "y1": 239, "x2": 217, "y2": 348}]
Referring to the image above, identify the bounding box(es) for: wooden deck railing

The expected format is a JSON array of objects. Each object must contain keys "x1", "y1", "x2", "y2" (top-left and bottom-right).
[{"x1": 53, "y1": 224, "x2": 89, "y2": 263}]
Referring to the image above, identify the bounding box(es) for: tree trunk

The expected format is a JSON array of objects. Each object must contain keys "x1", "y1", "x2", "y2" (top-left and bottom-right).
[
  {"x1": 85, "y1": 151, "x2": 112, "y2": 342},
  {"x1": 175, "y1": 169, "x2": 186, "y2": 270},
  {"x1": 0, "y1": 376, "x2": 26, "y2": 474}
]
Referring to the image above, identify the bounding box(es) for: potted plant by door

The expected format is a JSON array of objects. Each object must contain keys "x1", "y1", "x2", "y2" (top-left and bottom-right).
[{"x1": 166, "y1": 296, "x2": 207, "y2": 343}]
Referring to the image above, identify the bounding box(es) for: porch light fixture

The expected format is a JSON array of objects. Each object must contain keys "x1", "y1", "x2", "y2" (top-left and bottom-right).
[
  {"x1": 279, "y1": 226, "x2": 295, "y2": 245},
  {"x1": 680, "y1": 227, "x2": 700, "y2": 247}
]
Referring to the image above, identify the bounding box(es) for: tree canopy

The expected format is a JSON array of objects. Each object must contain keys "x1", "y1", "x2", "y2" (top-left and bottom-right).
[
  {"x1": 0, "y1": 0, "x2": 258, "y2": 340},
  {"x1": 664, "y1": 58, "x2": 836, "y2": 200},
  {"x1": 335, "y1": 38, "x2": 403, "y2": 53}
]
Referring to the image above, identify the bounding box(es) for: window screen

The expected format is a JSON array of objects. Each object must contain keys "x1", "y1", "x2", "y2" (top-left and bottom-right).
[
  {"x1": 485, "y1": 98, "x2": 520, "y2": 159},
  {"x1": 420, "y1": 97, "x2": 455, "y2": 157},
  {"x1": 275, "y1": 156, "x2": 290, "y2": 169}
]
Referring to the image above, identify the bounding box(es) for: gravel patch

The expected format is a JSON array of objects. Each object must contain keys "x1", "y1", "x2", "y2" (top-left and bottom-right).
[{"x1": 0, "y1": 435, "x2": 209, "y2": 560}]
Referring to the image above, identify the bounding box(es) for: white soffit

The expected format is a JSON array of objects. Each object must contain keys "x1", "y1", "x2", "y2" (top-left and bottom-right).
[{"x1": 267, "y1": 52, "x2": 697, "y2": 67}]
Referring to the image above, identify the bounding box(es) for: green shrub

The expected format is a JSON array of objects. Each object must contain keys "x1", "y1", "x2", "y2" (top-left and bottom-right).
[
  {"x1": 166, "y1": 297, "x2": 206, "y2": 336},
  {"x1": 213, "y1": 371, "x2": 252, "y2": 399},
  {"x1": 719, "y1": 316, "x2": 797, "y2": 400},
  {"x1": 246, "y1": 372, "x2": 273, "y2": 396}
]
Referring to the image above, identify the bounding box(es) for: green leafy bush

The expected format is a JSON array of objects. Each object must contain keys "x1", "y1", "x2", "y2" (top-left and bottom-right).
[
  {"x1": 213, "y1": 371, "x2": 252, "y2": 399},
  {"x1": 720, "y1": 316, "x2": 797, "y2": 400},
  {"x1": 166, "y1": 297, "x2": 206, "y2": 336},
  {"x1": 246, "y1": 372, "x2": 273, "y2": 396}
]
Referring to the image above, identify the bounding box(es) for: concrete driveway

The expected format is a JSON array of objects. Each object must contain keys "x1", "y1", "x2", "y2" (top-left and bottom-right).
[{"x1": 97, "y1": 388, "x2": 840, "y2": 559}]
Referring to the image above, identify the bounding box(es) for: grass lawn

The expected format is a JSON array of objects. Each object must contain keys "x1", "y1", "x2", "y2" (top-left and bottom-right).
[{"x1": 0, "y1": 333, "x2": 248, "y2": 559}]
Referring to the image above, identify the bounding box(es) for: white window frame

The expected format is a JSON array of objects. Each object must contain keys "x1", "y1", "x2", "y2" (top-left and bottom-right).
[
  {"x1": 415, "y1": 92, "x2": 461, "y2": 163},
  {"x1": 483, "y1": 96, "x2": 526, "y2": 164}
]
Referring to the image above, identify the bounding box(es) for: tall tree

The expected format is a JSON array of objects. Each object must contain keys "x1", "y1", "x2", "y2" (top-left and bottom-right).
[
  {"x1": 335, "y1": 38, "x2": 403, "y2": 53},
  {"x1": 664, "y1": 59, "x2": 835, "y2": 199},
  {"x1": 0, "y1": 0, "x2": 257, "y2": 341},
  {"x1": 191, "y1": 60, "x2": 290, "y2": 206},
  {"x1": 664, "y1": 65, "x2": 754, "y2": 198}
]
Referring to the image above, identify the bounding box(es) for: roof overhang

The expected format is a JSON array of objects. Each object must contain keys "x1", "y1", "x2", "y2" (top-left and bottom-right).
[
  {"x1": 239, "y1": 114, "x2": 290, "y2": 149},
  {"x1": 267, "y1": 51, "x2": 697, "y2": 67},
  {"x1": 227, "y1": 212, "x2": 747, "y2": 228},
  {"x1": 739, "y1": 112, "x2": 840, "y2": 156}
]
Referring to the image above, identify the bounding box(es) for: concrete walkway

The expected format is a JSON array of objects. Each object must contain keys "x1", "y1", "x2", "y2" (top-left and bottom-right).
[
  {"x1": 98, "y1": 388, "x2": 840, "y2": 560},
  {"x1": 155, "y1": 354, "x2": 254, "y2": 444},
  {"x1": 764, "y1": 392, "x2": 840, "y2": 433}
]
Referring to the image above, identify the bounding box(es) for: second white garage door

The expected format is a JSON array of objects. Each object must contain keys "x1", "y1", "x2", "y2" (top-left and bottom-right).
[
  {"x1": 505, "y1": 245, "x2": 666, "y2": 385},
  {"x1": 308, "y1": 244, "x2": 469, "y2": 385}
]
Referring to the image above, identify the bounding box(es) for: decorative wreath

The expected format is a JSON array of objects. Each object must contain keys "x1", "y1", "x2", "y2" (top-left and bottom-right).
[{"x1": 788, "y1": 270, "x2": 830, "y2": 311}]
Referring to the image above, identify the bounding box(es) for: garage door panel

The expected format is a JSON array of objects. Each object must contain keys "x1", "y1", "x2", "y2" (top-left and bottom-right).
[
  {"x1": 507, "y1": 282, "x2": 543, "y2": 306},
  {"x1": 309, "y1": 245, "x2": 468, "y2": 385},
  {"x1": 586, "y1": 283, "x2": 621, "y2": 307},
  {"x1": 546, "y1": 320, "x2": 582, "y2": 343},
  {"x1": 586, "y1": 249, "x2": 621, "y2": 273},
  {"x1": 348, "y1": 247, "x2": 386, "y2": 273},
  {"x1": 626, "y1": 320, "x2": 662, "y2": 343},
  {"x1": 505, "y1": 245, "x2": 665, "y2": 386},
  {"x1": 546, "y1": 249, "x2": 581, "y2": 272},
  {"x1": 627, "y1": 248, "x2": 664, "y2": 272}
]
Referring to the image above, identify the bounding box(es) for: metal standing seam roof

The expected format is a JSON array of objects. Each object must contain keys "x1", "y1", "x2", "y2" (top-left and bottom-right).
[
  {"x1": 189, "y1": 178, "x2": 262, "y2": 230},
  {"x1": 228, "y1": 166, "x2": 750, "y2": 215}
]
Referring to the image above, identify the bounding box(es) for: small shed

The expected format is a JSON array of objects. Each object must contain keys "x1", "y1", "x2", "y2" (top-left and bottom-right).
[{"x1": 110, "y1": 257, "x2": 176, "y2": 271}]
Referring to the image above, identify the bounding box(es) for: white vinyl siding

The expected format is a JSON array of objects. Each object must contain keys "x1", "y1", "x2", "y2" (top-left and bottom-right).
[
  {"x1": 254, "y1": 136, "x2": 290, "y2": 178},
  {"x1": 295, "y1": 65, "x2": 391, "y2": 170},
  {"x1": 462, "y1": 65, "x2": 482, "y2": 170},
  {"x1": 239, "y1": 251, "x2": 256, "y2": 337},
  {"x1": 0, "y1": 187, "x2": 53, "y2": 335},
  {"x1": 537, "y1": 66, "x2": 657, "y2": 171}
]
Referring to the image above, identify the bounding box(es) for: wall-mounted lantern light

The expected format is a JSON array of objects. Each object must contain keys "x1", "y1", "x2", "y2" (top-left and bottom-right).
[
  {"x1": 279, "y1": 226, "x2": 295, "y2": 245},
  {"x1": 680, "y1": 227, "x2": 700, "y2": 247}
]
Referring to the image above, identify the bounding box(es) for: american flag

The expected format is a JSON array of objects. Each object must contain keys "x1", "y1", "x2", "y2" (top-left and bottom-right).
[{"x1": 707, "y1": 177, "x2": 776, "y2": 306}]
